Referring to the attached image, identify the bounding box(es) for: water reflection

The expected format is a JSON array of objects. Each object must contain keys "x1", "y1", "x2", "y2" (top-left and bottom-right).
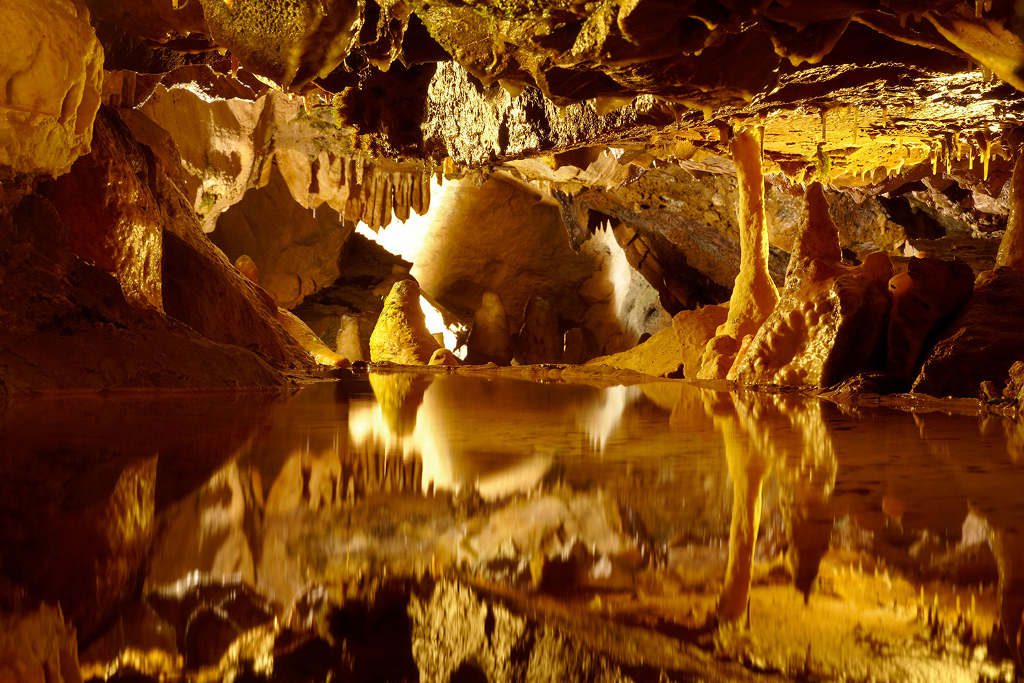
[{"x1": 2, "y1": 373, "x2": 1024, "y2": 681}]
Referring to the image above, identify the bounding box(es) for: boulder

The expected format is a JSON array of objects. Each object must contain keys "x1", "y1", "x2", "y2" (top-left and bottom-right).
[
  {"x1": 369, "y1": 280, "x2": 440, "y2": 365},
  {"x1": 672, "y1": 304, "x2": 728, "y2": 379}
]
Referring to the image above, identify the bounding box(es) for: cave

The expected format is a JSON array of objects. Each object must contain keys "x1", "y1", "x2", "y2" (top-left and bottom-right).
[{"x1": 4, "y1": 0, "x2": 1024, "y2": 680}]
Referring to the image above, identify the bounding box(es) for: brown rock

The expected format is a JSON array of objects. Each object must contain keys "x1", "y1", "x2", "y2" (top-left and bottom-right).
[
  {"x1": 562, "y1": 327, "x2": 588, "y2": 364},
  {"x1": 0, "y1": 0, "x2": 103, "y2": 178},
  {"x1": 730, "y1": 183, "x2": 893, "y2": 387},
  {"x1": 211, "y1": 166, "x2": 354, "y2": 309},
  {"x1": 672, "y1": 304, "x2": 728, "y2": 379},
  {"x1": 467, "y1": 292, "x2": 512, "y2": 365},
  {"x1": 913, "y1": 267, "x2": 1024, "y2": 397},
  {"x1": 886, "y1": 257, "x2": 973, "y2": 381},
  {"x1": 369, "y1": 280, "x2": 440, "y2": 365},
  {"x1": 0, "y1": 604, "x2": 81, "y2": 683},
  {"x1": 516, "y1": 295, "x2": 562, "y2": 364},
  {"x1": 45, "y1": 109, "x2": 163, "y2": 310}
]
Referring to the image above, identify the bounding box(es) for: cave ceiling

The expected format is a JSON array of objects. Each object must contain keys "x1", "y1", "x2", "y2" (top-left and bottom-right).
[{"x1": 81, "y1": 0, "x2": 1024, "y2": 186}]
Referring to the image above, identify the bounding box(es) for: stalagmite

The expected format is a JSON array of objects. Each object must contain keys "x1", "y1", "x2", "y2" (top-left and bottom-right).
[
  {"x1": 516, "y1": 295, "x2": 562, "y2": 364},
  {"x1": 335, "y1": 314, "x2": 366, "y2": 362},
  {"x1": 996, "y1": 151, "x2": 1024, "y2": 272},
  {"x1": 467, "y1": 292, "x2": 513, "y2": 365},
  {"x1": 369, "y1": 280, "x2": 440, "y2": 365},
  {"x1": 697, "y1": 127, "x2": 779, "y2": 380},
  {"x1": 730, "y1": 182, "x2": 892, "y2": 387}
]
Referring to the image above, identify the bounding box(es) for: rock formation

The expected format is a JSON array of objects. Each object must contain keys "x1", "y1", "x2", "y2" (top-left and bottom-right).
[
  {"x1": 915, "y1": 151, "x2": 1024, "y2": 397},
  {"x1": 467, "y1": 292, "x2": 513, "y2": 365},
  {"x1": 730, "y1": 184, "x2": 893, "y2": 387},
  {"x1": 515, "y1": 295, "x2": 561, "y2": 365},
  {"x1": 369, "y1": 279, "x2": 440, "y2": 365},
  {"x1": 697, "y1": 128, "x2": 780, "y2": 380}
]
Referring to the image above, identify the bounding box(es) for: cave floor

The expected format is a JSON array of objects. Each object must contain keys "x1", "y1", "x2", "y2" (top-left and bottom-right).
[{"x1": 2, "y1": 369, "x2": 1022, "y2": 682}]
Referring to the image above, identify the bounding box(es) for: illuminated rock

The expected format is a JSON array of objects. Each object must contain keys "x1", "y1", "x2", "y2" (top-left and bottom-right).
[
  {"x1": 587, "y1": 326, "x2": 683, "y2": 378},
  {"x1": 697, "y1": 128, "x2": 779, "y2": 380},
  {"x1": 197, "y1": 0, "x2": 361, "y2": 89},
  {"x1": 730, "y1": 184, "x2": 892, "y2": 387},
  {"x1": 369, "y1": 280, "x2": 440, "y2": 365},
  {"x1": 428, "y1": 348, "x2": 460, "y2": 366},
  {"x1": 672, "y1": 304, "x2": 728, "y2": 379},
  {"x1": 211, "y1": 167, "x2": 353, "y2": 309},
  {"x1": 0, "y1": 604, "x2": 81, "y2": 683},
  {"x1": 467, "y1": 292, "x2": 513, "y2": 365},
  {"x1": 44, "y1": 109, "x2": 163, "y2": 310},
  {"x1": 276, "y1": 309, "x2": 346, "y2": 367},
  {"x1": 336, "y1": 314, "x2": 366, "y2": 361},
  {"x1": 0, "y1": 0, "x2": 103, "y2": 179}
]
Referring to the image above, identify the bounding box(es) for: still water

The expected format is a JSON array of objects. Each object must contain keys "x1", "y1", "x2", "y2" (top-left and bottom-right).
[{"x1": 2, "y1": 370, "x2": 1024, "y2": 682}]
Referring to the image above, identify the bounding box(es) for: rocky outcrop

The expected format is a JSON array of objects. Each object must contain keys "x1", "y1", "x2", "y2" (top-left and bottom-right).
[
  {"x1": 211, "y1": 166, "x2": 354, "y2": 309},
  {"x1": 730, "y1": 184, "x2": 893, "y2": 387},
  {"x1": 369, "y1": 279, "x2": 440, "y2": 365},
  {"x1": 914, "y1": 153, "x2": 1024, "y2": 397},
  {"x1": 672, "y1": 304, "x2": 728, "y2": 379},
  {"x1": 587, "y1": 326, "x2": 683, "y2": 378},
  {"x1": 0, "y1": 0, "x2": 103, "y2": 180}
]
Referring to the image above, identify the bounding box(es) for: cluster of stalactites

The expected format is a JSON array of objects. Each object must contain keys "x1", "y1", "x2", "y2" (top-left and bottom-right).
[{"x1": 275, "y1": 149, "x2": 432, "y2": 230}]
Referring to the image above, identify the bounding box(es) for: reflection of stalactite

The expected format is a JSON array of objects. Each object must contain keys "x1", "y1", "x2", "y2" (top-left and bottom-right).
[{"x1": 991, "y1": 528, "x2": 1024, "y2": 666}]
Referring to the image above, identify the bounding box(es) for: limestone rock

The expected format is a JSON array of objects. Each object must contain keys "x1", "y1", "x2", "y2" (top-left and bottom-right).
[
  {"x1": 467, "y1": 292, "x2": 512, "y2": 365},
  {"x1": 197, "y1": 0, "x2": 361, "y2": 89},
  {"x1": 886, "y1": 258, "x2": 974, "y2": 382},
  {"x1": 730, "y1": 184, "x2": 892, "y2": 387},
  {"x1": 429, "y1": 348, "x2": 461, "y2": 367},
  {"x1": 44, "y1": 109, "x2": 163, "y2": 310},
  {"x1": 295, "y1": 234, "x2": 412, "y2": 361},
  {"x1": 0, "y1": 604, "x2": 81, "y2": 683},
  {"x1": 370, "y1": 280, "x2": 440, "y2": 365},
  {"x1": 516, "y1": 295, "x2": 561, "y2": 365},
  {"x1": 212, "y1": 166, "x2": 354, "y2": 308},
  {"x1": 411, "y1": 177, "x2": 631, "y2": 357},
  {"x1": 587, "y1": 326, "x2": 683, "y2": 378},
  {"x1": 336, "y1": 314, "x2": 366, "y2": 362},
  {"x1": 277, "y1": 309, "x2": 347, "y2": 367},
  {"x1": 696, "y1": 128, "x2": 779, "y2": 380},
  {"x1": 672, "y1": 304, "x2": 728, "y2": 379},
  {"x1": 0, "y1": 0, "x2": 103, "y2": 178},
  {"x1": 913, "y1": 267, "x2": 1024, "y2": 397}
]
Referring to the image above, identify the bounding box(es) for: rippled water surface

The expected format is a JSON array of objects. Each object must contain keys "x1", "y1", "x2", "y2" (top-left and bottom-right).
[{"x1": 3, "y1": 370, "x2": 1024, "y2": 681}]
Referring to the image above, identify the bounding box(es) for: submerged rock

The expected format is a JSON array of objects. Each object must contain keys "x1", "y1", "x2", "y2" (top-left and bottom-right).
[{"x1": 370, "y1": 280, "x2": 440, "y2": 365}]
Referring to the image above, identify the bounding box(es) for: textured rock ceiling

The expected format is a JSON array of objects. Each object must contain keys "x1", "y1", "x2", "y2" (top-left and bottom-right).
[{"x1": 79, "y1": 0, "x2": 1024, "y2": 184}]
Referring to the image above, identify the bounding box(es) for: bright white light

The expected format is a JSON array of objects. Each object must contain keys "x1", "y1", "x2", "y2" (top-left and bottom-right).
[{"x1": 355, "y1": 178, "x2": 446, "y2": 263}]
